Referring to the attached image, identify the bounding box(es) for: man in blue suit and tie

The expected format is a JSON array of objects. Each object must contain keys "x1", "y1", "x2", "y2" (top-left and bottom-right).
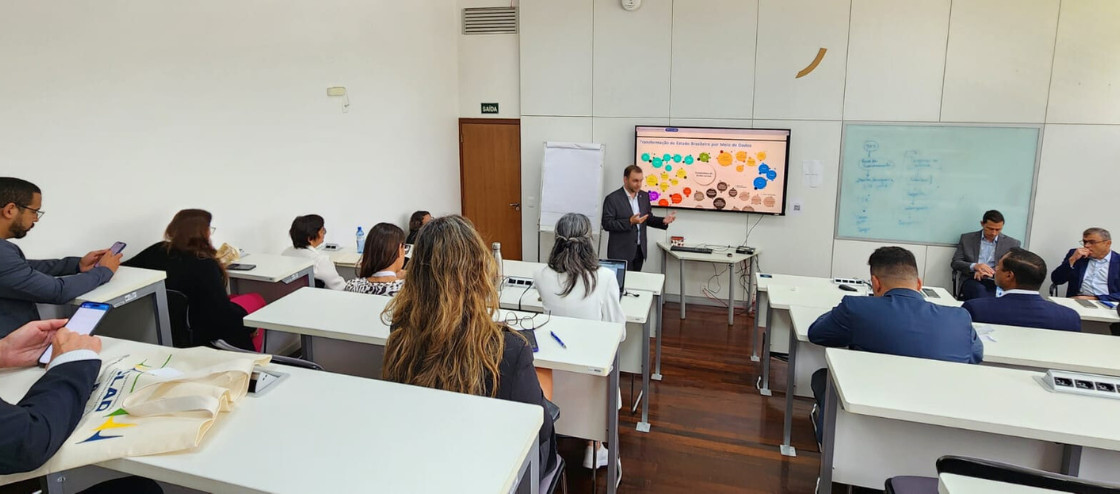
[
  {"x1": 807, "y1": 246, "x2": 982, "y2": 442},
  {"x1": 963, "y1": 248, "x2": 1080, "y2": 332},
  {"x1": 1050, "y1": 227, "x2": 1120, "y2": 302}
]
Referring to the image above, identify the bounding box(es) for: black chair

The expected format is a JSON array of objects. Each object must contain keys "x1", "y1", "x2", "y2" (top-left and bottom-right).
[
  {"x1": 885, "y1": 455, "x2": 1120, "y2": 494},
  {"x1": 166, "y1": 289, "x2": 322, "y2": 370},
  {"x1": 541, "y1": 454, "x2": 567, "y2": 494}
]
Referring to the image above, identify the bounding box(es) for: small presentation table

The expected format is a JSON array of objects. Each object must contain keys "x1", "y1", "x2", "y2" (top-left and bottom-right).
[
  {"x1": 0, "y1": 337, "x2": 543, "y2": 494},
  {"x1": 817, "y1": 348, "x2": 1120, "y2": 492},
  {"x1": 656, "y1": 241, "x2": 758, "y2": 326},
  {"x1": 69, "y1": 266, "x2": 172, "y2": 346}
]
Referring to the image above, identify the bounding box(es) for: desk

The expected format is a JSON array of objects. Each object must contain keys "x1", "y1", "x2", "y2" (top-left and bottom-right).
[
  {"x1": 938, "y1": 473, "x2": 1062, "y2": 494},
  {"x1": 245, "y1": 287, "x2": 624, "y2": 493},
  {"x1": 657, "y1": 241, "x2": 757, "y2": 326},
  {"x1": 751, "y1": 273, "x2": 855, "y2": 361},
  {"x1": 817, "y1": 348, "x2": 1120, "y2": 492},
  {"x1": 229, "y1": 254, "x2": 314, "y2": 354},
  {"x1": 781, "y1": 306, "x2": 1120, "y2": 458},
  {"x1": 0, "y1": 337, "x2": 543, "y2": 494},
  {"x1": 1046, "y1": 296, "x2": 1120, "y2": 324},
  {"x1": 498, "y1": 275, "x2": 657, "y2": 434},
  {"x1": 327, "y1": 247, "x2": 361, "y2": 280},
  {"x1": 71, "y1": 267, "x2": 172, "y2": 347}
]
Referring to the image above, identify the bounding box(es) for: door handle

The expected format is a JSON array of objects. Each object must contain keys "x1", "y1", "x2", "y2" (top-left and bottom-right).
[{"x1": 509, "y1": 202, "x2": 521, "y2": 211}]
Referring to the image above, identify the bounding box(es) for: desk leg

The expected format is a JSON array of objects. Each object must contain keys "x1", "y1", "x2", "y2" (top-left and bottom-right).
[
  {"x1": 780, "y1": 326, "x2": 798, "y2": 457},
  {"x1": 757, "y1": 304, "x2": 774, "y2": 396},
  {"x1": 727, "y1": 262, "x2": 735, "y2": 326},
  {"x1": 679, "y1": 257, "x2": 686, "y2": 320},
  {"x1": 653, "y1": 294, "x2": 663, "y2": 381},
  {"x1": 747, "y1": 257, "x2": 756, "y2": 317},
  {"x1": 637, "y1": 318, "x2": 652, "y2": 432},
  {"x1": 152, "y1": 281, "x2": 173, "y2": 347},
  {"x1": 514, "y1": 436, "x2": 541, "y2": 494},
  {"x1": 751, "y1": 290, "x2": 763, "y2": 363},
  {"x1": 608, "y1": 353, "x2": 620, "y2": 494},
  {"x1": 817, "y1": 378, "x2": 838, "y2": 494},
  {"x1": 1061, "y1": 444, "x2": 1082, "y2": 476},
  {"x1": 301, "y1": 335, "x2": 314, "y2": 361}
]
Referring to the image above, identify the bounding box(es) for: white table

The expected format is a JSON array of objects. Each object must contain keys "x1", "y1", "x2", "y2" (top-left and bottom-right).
[
  {"x1": 751, "y1": 273, "x2": 866, "y2": 361},
  {"x1": 244, "y1": 287, "x2": 624, "y2": 493},
  {"x1": 329, "y1": 245, "x2": 413, "y2": 281},
  {"x1": 228, "y1": 253, "x2": 314, "y2": 295},
  {"x1": 1046, "y1": 296, "x2": 1120, "y2": 324},
  {"x1": 817, "y1": 348, "x2": 1120, "y2": 492},
  {"x1": 0, "y1": 337, "x2": 543, "y2": 494},
  {"x1": 938, "y1": 473, "x2": 1064, "y2": 494},
  {"x1": 70, "y1": 266, "x2": 172, "y2": 347},
  {"x1": 497, "y1": 271, "x2": 658, "y2": 434},
  {"x1": 657, "y1": 241, "x2": 757, "y2": 326},
  {"x1": 782, "y1": 306, "x2": 1120, "y2": 458}
]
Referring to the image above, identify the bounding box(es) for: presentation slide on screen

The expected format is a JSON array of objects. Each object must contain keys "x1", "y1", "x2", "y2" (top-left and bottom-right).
[{"x1": 635, "y1": 126, "x2": 790, "y2": 214}]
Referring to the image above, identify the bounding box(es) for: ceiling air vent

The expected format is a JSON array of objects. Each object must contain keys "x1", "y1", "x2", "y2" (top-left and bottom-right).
[{"x1": 462, "y1": 7, "x2": 517, "y2": 35}]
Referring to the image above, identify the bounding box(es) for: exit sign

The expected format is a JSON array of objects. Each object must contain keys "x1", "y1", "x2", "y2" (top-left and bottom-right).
[{"x1": 481, "y1": 103, "x2": 499, "y2": 114}]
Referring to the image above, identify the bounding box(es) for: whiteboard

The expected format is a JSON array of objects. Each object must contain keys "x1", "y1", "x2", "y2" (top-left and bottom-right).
[
  {"x1": 539, "y1": 142, "x2": 605, "y2": 231},
  {"x1": 836, "y1": 124, "x2": 1040, "y2": 245}
]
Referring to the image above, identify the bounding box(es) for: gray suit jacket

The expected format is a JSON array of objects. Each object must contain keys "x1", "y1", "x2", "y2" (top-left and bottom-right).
[
  {"x1": 951, "y1": 231, "x2": 1021, "y2": 275},
  {"x1": 601, "y1": 187, "x2": 667, "y2": 261},
  {"x1": 0, "y1": 239, "x2": 113, "y2": 337}
]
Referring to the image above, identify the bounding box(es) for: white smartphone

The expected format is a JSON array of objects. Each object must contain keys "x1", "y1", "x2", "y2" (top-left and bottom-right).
[{"x1": 39, "y1": 302, "x2": 112, "y2": 365}]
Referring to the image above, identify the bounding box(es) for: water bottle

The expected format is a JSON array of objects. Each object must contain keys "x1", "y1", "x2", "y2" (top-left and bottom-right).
[
  {"x1": 356, "y1": 227, "x2": 366, "y2": 254},
  {"x1": 492, "y1": 242, "x2": 503, "y2": 286}
]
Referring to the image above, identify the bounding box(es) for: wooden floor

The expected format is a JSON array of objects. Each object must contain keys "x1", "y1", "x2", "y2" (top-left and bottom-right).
[{"x1": 557, "y1": 302, "x2": 832, "y2": 494}]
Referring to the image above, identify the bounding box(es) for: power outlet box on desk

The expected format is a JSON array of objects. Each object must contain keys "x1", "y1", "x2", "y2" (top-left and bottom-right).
[
  {"x1": 736, "y1": 246, "x2": 755, "y2": 254},
  {"x1": 503, "y1": 277, "x2": 533, "y2": 288},
  {"x1": 1041, "y1": 369, "x2": 1120, "y2": 400}
]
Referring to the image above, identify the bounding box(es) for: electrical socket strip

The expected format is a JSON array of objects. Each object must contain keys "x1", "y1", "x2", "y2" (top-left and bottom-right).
[
  {"x1": 503, "y1": 277, "x2": 534, "y2": 288},
  {"x1": 1042, "y1": 369, "x2": 1120, "y2": 400},
  {"x1": 832, "y1": 278, "x2": 866, "y2": 285}
]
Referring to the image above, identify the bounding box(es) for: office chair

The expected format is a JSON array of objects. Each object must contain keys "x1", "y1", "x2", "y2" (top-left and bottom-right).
[{"x1": 884, "y1": 455, "x2": 1120, "y2": 494}]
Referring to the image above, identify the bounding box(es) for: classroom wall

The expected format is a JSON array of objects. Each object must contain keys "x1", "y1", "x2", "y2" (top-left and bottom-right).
[
  {"x1": 457, "y1": 0, "x2": 520, "y2": 118},
  {"x1": 1, "y1": 0, "x2": 461, "y2": 259},
  {"x1": 512, "y1": 0, "x2": 1120, "y2": 299}
]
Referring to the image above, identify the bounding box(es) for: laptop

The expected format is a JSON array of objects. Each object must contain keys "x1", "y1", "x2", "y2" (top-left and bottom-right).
[{"x1": 599, "y1": 259, "x2": 628, "y2": 299}]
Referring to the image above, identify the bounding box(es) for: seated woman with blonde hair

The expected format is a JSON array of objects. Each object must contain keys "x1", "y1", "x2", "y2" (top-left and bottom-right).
[{"x1": 381, "y1": 215, "x2": 557, "y2": 480}]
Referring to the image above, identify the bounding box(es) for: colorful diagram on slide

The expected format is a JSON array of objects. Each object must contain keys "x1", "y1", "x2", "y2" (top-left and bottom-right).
[{"x1": 635, "y1": 138, "x2": 787, "y2": 214}]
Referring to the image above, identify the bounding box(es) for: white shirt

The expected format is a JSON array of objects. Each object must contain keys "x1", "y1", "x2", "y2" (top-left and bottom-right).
[
  {"x1": 999, "y1": 289, "x2": 1039, "y2": 297},
  {"x1": 1081, "y1": 256, "x2": 1111, "y2": 296},
  {"x1": 971, "y1": 234, "x2": 998, "y2": 271},
  {"x1": 280, "y1": 246, "x2": 346, "y2": 290},
  {"x1": 626, "y1": 189, "x2": 641, "y2": 245},
  {"x1": 533, "y1": 266, "x2": 626, "y2": 339}
]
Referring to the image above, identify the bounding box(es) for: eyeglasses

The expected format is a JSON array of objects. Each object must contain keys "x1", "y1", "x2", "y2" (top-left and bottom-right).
[
  {"x1": 500, "y1": 311, "x2": 551, "y2": 330},
  {"x1": 1081, "y1": 239, "x2": 1107, "y2": 246},
  {"x1": 17, "y1": 205, "x2": 45, "y2": 220}
]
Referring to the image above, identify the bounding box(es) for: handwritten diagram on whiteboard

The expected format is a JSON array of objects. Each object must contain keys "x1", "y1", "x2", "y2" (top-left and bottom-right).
[{"x1": 836, "y1": 125, "x2": 1040, "y2": 245}]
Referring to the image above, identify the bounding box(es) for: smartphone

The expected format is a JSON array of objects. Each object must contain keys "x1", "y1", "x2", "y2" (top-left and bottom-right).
[
  {"x1": 1077, "y1": 299, "x2": 1098, "y2": 308},
  {"x1": 96, "y1": 241, "x2": 126, "y2": 267},
  {"x1": 922, "y1": 288, "x2": 940, "y2": 299},
  {"x1": 227, "y1": 263, "x2": 256, "y2": 271},
  {"x1": 39, "y1": 302, "x2": 112, "y2": 365}
]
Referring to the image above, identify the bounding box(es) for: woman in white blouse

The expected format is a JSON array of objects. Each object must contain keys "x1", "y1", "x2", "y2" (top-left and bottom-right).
[
  {"x1": 532, "y1": 212, "x2": 625, "y2": 470},
  {"x1": 281, "y1": 214, "x2": 346, "y2": 290},
  {"x1": 345, "y1": 223, "x2": 406, "y2": 297}
]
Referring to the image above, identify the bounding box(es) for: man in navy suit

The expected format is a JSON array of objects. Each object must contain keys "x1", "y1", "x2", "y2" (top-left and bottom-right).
[
  {"x1": 1051, "y1": 227, "x2": 1120, "y2": 302},
  {"x1": 963, "y1": 248, "x2": 1080, "y2": 332},
  {"x1": 808, "y1": 246, "x2": 982, "y2": 442},
  {"x1": 601, "y1": 165, "x2": 676, "y2": 271}
]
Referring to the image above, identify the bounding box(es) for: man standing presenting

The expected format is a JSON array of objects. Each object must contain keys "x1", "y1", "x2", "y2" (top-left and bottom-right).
[
  {"x1": 0, "y1": 177, "x2": 121, "y2": 337},
  {"x1": 602, "y1": 165, "x2": 676, "y2": 271},
  {"x1": 950, "y1": 210, "x2": 1021, "y2": 300}
]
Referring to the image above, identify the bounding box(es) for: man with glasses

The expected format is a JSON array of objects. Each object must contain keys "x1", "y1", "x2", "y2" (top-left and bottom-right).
[
  {"x1": 0, "y1": 177, "x2": 121, "y2": 337},
  {"x1": 1050, "y1": 227, "x2": 1119, "y2": 303}
]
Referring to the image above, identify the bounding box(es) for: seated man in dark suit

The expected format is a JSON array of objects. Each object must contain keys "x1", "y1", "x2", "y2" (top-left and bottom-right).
[
  {"x1": 1050, "y1": 227, "x2": 1120, "y2": 302},
  {"x1": 808, "y1": 246, "x2": 982, "y2": 442},
  {"x1": 0, "y1": 319, "x2": 161, "y2": 493},
  {"x1": 963, "y1": 248, "x2": 1080, "y2": 332},
  {"x1": 951, "y1": 210, "x2": 1021, "y2": 300}
]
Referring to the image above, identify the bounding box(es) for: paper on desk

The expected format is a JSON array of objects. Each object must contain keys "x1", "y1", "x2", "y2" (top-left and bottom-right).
[
  {"x1": 803, "y1": 160, "x2": 823, "y2": 188},
  {"x1": 973, "y1": 323, "x2": 997, "y2": 342}
]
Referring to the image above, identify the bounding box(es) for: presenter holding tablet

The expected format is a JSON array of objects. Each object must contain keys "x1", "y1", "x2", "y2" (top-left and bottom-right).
[{"x1": 602, "y1": 165, "x2": 676, "y2": 272}]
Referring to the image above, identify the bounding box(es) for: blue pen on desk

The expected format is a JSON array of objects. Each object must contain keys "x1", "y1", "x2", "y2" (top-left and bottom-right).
[
  {"x1": 550, "y1": 331, "x2": 567, "y2": 349},
  {"x1": 1101, "y1": 300, "x2": 1116, "y2": 309}
]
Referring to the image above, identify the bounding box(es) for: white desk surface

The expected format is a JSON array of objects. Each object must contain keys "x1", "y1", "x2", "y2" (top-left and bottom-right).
[
  {"x1": 791, "y1": 305, "x2": 1120, "y2": 377},
  {"x1": 656, "y1": 241, "x2": 756, "y2": 264},
  {"x1": 500, "y1": 284, "x2": 653, "y2": 325},
  {"x1": 826, "y1": 348, "x2": 1120, "y2": 452},
  {"x1": 755, "y1": 273, "x2": 844, "y2": 293},
  {"x1": 1046, "y1": 296, "x2": 1120, "y2": 323},
  {"x1": 327, "y1": 248, "x2": 361, "y2": 268},
  {"x1": 767, "y1": 285, "x2": 958, "y2": 310},
  {"x1": 73, "y1": 266, "x2": 166, "y2": 305},
  {"x1": 0, "y1": 337, "x2": 542, "y2": 494},
  {"x1": 938, "y1": 473, "x2": 1060, "y2": 494},
  {"x1": 228, "y1": 254, "x2": 313, "y2": 283},
  {"x1": 244, "y1": 287, "x2": 623, "y2": 377},
  {"x1": 503, "y1": 259, "x2": 665, "y2": 295}
]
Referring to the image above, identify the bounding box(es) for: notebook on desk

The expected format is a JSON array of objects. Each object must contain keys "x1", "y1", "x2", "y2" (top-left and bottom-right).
[{"x1": 599, "y1": 259, "x2": 627, "y2": 300}]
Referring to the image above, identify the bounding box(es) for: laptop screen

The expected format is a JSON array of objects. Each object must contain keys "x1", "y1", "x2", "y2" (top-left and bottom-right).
[{"x1": 599, "y1": 259, "x2": 627, "y2": 298}]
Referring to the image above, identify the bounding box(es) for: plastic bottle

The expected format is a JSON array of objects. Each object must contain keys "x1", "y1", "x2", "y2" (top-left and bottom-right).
[
  {"x1": 492, "y1": 242, "x2": 503, "y2": 286},
  {"x1": 356, "y1": 227, "x2": 366, "y2": 254}
]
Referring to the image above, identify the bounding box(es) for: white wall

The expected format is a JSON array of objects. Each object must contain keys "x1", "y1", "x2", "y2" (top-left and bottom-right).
[
  {"x1": 458, "y1": 0, "x2": 520, "y2": 118},
  {"x1": 514, "y1": 0, "x2": 1120, "y2": 299},
  {"x1": 1, "y1": 0, "x2": 460, "y2": 258}
]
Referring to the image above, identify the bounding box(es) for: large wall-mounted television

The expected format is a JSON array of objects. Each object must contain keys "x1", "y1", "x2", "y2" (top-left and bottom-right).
[{"x1": 634, "y1": 126, "x2": 791, "y2": 215}]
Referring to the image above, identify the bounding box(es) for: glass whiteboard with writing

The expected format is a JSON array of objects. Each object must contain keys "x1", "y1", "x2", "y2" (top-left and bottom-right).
[{"x1": 836, "y1": 124, "x2": 1040, "y2": 245}]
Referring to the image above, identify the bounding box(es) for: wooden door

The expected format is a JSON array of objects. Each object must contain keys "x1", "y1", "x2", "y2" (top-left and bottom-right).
[{"x1": 459, "y1": 119, "x2": 522, "y2": 260}]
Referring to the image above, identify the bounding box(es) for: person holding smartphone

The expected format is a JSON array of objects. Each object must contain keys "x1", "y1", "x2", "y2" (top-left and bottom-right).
[{"x1": 0, "y1": 177, "x2": 122, "y2": 338}]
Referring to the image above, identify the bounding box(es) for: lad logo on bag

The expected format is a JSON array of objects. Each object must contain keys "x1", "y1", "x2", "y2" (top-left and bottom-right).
[{"x1": 79, "y1": 368, "x2": 137, "y2": 443}]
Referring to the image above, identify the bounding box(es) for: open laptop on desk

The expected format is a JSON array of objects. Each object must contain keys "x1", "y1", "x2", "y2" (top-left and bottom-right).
[{"x1": 600, "y1": 259, "x2": 628, "y2": 300}]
